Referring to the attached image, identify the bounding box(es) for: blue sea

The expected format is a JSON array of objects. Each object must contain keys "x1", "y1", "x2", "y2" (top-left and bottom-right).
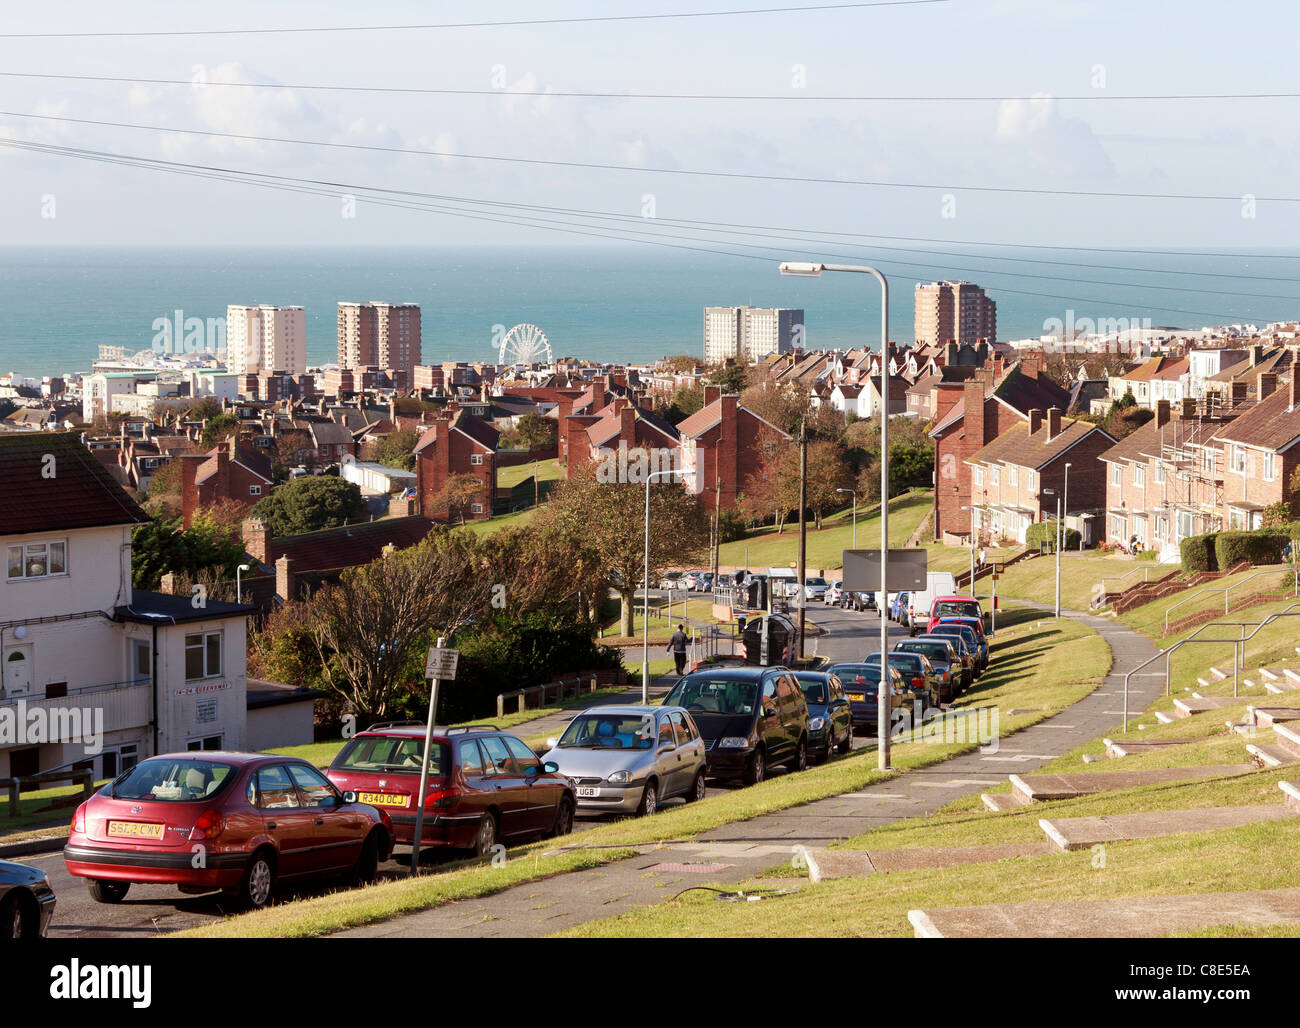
[{"x1": 1, "y1": 245, "x2": 1298, "y2": 379}]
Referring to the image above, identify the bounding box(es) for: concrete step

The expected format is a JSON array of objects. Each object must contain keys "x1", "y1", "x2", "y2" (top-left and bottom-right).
[
  {"x1": 1154, "y1": 711, "x2": 1176, "y2": 724},
  {"x1": 980, "y1": 792, "x2": 1029, "y2": 812},
  {"x1": 1038, "y1": 804, "x2": 1294, "y2": 851},
  {"x1": 1250, "y1": 706, "x2": 1300, "y2": 728},
  {"x1": 1266, "y1": 675, "x2": 1300, "y2": 694},
  {"x1": 909, "y1": 887, "x2": 1300, "y2": 938},
  {"x1": 1174, "y1": 695, "x2": 1249, "y2": 718},
  {"x1": 1257, "y1": 667, "x2": 1289, "y2": 682},
  {"x1": 1281, "y1": 781, "x2": 1300, "y2": 814},
  {"x1": 805, "y1": 842, "x2": 1055, "y2": 881},
  {"x1": 1274, "y1": 722, "x2": 1300, "y2": 759},
  {"x1": 1287, "y1": 668, "x2": 1300, "y2": 685},
  {"x1": 1246, "y1": 744, "x2": 1298, "y2": 768},
  {"x1": 1008, "y1": 764, "x2": 1255, "y2": 805},
  {"x1": 1103, "y1": 737, "x2": 1198, "y2": 758}
]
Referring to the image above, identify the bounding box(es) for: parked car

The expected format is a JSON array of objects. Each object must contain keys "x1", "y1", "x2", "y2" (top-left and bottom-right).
[
  {"x1": 803, "y1": 576, "x2": 829, "y2": 601},
  {"x1": 845, "y1": 590, "x2": 877, "y2": 611},
  {"x1": 824, "y1": 580, "x2": 844, "y2": 605},
  {"x1": 929, "y1": 622, "x2": 987, "y2": 673},
  {"x1": 824, "y1": 662, "x2": 907, "y2": 734},
  {"x1": 659, "y1": 571, "x2": 687, "y2": 591},
  {"x1": 934, "y1": 615, "x2": 990, "y2": 668},
  {"x1": 793, "y1": 671, "x2": 853, "y2": 761},
  {"x1": 66, "y1": 753, "x2": 395, "y2": 910},
  {"x1": 864, "y1": 651, "x2": 939, "y2": 713},
  {"x1": 0, "y1": 859, "x2": 56, "y2": 939},
  {"x1": 918, "y1": 630, "x2": 977, "y2": 685},
  {"x1": 926, "y1": 595, "x2": 985, "y2": 635},
  {"x1": 894, "y1": 637, "x2": 961, "y2": 702},
  {"x1": 327, "y1": 724, "x2": 575, "y2": 856},
  {"x1": 663, "y1": 666, "x2": 810, "y2": 784},
  {"x1": 890, "y1": 591, "x2": 910, "y2": 625},
  {"x1": 541, "y1": 705, "x2": 706, "y2": 817}
]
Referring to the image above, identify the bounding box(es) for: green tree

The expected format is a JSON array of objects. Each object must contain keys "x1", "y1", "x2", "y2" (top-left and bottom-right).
[
  {"x1": 130, "y1": 514, "x2": 246, "y2": 590},
  {"x1": 709, "y1": 363, "x2": 749, "y2": 394},
  {"x1": 249, "y1": 476, "x2": 367, "y2": 537},
  {"x1": 515, "y1": 412, "x2": 556, "y2": 451},
  {"x1": 201, "y1": 413, "x2": 240, "y2": 448},
  {"x1": 364, "y1": 427, "x2": 421, "y2": 471}
]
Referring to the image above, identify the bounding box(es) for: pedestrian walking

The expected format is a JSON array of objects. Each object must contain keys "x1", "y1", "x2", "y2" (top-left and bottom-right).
[
  {"x1": 667, "y1": 624, "x2": 689, "y2": 675},
  {"x1": 977, "y1": 546, "x2": 987, "y2": 571}
]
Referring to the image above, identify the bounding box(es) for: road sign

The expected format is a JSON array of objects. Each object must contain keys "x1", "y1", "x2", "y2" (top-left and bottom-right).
[
  {"x1": 992, "y1": 562, "x2": 1005, "y2": 574},
  {"x1": 424, "y1": 647, "x2": 459, "y2": 681},
  {"x1": 842, "y1": 548, "x2": 928, "y2": 592}
]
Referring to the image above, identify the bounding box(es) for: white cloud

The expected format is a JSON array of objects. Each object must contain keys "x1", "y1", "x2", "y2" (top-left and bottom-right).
[{"x1": 993, "y1": 93, "x2": 1114, "y2": 176}]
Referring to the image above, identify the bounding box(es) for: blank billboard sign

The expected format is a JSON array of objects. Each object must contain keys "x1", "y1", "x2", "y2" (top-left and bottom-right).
[{"x1": 842, "y1": 549, "x2": 928, "y2": 592}]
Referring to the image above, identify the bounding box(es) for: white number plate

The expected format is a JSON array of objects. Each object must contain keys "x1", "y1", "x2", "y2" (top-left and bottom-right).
[{"x1": 576, "y1": 786, "x2": 599, "y2": 798}]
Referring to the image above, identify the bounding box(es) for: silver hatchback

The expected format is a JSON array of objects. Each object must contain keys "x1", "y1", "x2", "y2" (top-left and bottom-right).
[{"x1": 541, "y1": 705, "x2": 708, "y2": 817}]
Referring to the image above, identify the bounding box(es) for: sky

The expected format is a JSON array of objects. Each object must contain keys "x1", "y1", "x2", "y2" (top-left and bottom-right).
[{"x1": 1, "y1": 0, "x2": 1299, "y2": 249}]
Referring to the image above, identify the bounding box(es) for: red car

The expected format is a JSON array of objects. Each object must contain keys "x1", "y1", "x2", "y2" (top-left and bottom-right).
[
  {"x1": 325, "y1": 724, "x2": 576, "y2": 857},
  {"x1": 64, "y1": 752, "x2": 393, "y2": 910},
  {"x1": 926, "y1": 595, "x2": 985, "y2": 635}
]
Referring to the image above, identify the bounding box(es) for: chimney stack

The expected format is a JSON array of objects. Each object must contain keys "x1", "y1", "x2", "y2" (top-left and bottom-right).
[
  {"x1": 1180, "y1": 398, "x2": 1197, "y2": 420},
  {"x1": 1258, "y1": 371, "x2": 1277, "y2": 400},
  {"x1": 1046, "y1": 407, "x2": 1062, "y2": 440},
  {"x1": 704, "y1": 384, "x2": 722, "y2": 406},
  {"x1": 1155, "y1": 399, "x2": 1171, "y2": 429},
  {"x1": 1291, "y1": 372, "x2": 1300, "y2": 412},
  {"x1": 1028, "y1": 408, "x2": 1043, "y2": 435},
  {"x1": 242, "y1": 517, "x2": 271, "y2": 564},
  {"x1": 274, "y1": 556, "x2": 295, "y2": 604}
]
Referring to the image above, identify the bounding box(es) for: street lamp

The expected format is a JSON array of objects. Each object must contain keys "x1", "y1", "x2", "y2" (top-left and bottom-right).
[
  {"x1": 780, "y1": 260, "x2": 892, "y2": 771},
  {"x1": 961, "y1": 505, "x2": 977, "y2": 587},
  {"x1": 643, "y1": 467, "x2": 677, "y2": 703},
  {"x1": 1044, "y1": 488, "x2": 1062, "y2": 617},
  {"x1": 1063, "y1": 462, "x2": 1072, "y2": 556},
  {"x1": 236, "y1": 563, "x2": 251, "y2": 604},
  {"x1": 837, "y1": 487, "x2": 857, "y2": 549}
]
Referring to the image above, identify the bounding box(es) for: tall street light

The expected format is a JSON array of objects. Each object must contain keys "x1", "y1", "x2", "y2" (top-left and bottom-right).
[
  {"x1": 236, "y1": 563, "x2": 251, "y2": 604},
  {"x1": 643, "y1": 467, "x2": 677, "y2": 703},
  {"x1": 1062, "y1": 461, "x2": 1072, "y2": 556},
  {"x1": 837, "y1": 487, "x2": 857, "y2": 549},
  {"x1": 1044, "y1": 487, "x2": 1062, "y2": 618},
  {"x1": 780, "y1": 260, "x2": 892, "y2": 770},
  {"x1": 961, "y1": 505, "x2": 976, "y2": 587}
]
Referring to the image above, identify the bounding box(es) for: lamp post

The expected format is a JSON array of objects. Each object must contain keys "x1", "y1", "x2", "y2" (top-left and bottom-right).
[
  {"x1": 837, "y1": 487, "x2": 857, "y2": 549},
  {"x1": 780, "y1": 260, "x2": 891, "y2": 770},
  {"x1": 236, "y1": 563, "x2": 251, "y2": 604},
  {"x1": 1044, "y1": 488, "x2": 1062, "y2": 617},
  {"x1": 961, "y1": 505, "x2": 976, "y2": 587},
  {"x1": 1063, "y1": 462, "x2": 1072, "y2": 555},
  {"x1": 643, "y1": 467, "x2": 676, "y2": 703}
]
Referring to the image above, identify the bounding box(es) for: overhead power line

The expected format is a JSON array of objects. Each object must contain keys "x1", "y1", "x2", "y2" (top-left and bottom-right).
[
  {"x1": 3, "y1": 70, "x2": 1296, "y2": 103},
  {"x1": 0, "y1": 1, "x2": 950, "y2": 38},
  {"x1": 2, "y1": 108, "x2": 1296, "y2": 203}
]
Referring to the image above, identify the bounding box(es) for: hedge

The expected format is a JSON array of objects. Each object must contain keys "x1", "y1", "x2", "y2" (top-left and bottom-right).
[
  {"x1": 1026, "y1": 520, "x2": 1081, "y2": 552},
  {"x1": 1213, "y1": 531, "x2": 1291, "y2": 570},
  {"x1": 1180, "y1": 533, "x2": 1218, "y2": 574}
]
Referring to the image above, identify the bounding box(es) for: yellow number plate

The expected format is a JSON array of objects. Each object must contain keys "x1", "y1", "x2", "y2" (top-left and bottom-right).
[
  {"x1": 107, "y1": 820, "x2": 164, "y2": 839},
  {"x1": 358, "y1": 792, "x2": 408, "y2": 808},
  {"x1": 847, "y1": 693, "x2": 865, "y2": 702}
]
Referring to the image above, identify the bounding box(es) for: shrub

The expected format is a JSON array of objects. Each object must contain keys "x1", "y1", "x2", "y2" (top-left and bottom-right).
[
  {"x1": 716, "y1": 508, "x2": 748, "y2": 543},
  {"x1": 1025, "y1": 520, "x2": 1081, "y2": 552},
  {"x1": 1180, "y1": 533, "x2": 1218, "y2": 574},
  {"x1": 1213, "y1": 531, "x2": 1290, "y2": 570}
]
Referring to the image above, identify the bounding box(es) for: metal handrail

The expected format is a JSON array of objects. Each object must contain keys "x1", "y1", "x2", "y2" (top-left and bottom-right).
[
  {"x1": 1121, "y1": 602, "x2": 1300, "y2": 731},
  {"x1": 1096, "y1": 560, "x2": 1179, "y2": 600},
  {"x1": 1163, "y1": 564, "x2": 1295, "y2": 634}
]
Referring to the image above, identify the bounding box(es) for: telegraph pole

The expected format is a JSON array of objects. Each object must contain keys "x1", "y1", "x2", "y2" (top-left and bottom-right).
[{"x1": 797, "y1": 420, "x2": 808, "y2": 661}]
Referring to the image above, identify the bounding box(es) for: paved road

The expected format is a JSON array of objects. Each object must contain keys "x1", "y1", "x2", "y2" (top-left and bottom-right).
[{"x1": 19, "y1": 602, "x2": 907, "y2": 938}]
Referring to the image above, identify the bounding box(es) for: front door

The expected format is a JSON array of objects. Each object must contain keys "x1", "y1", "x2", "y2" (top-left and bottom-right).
[{"x1": 3, "y1": 646, "x2": 32, "y2": 696}]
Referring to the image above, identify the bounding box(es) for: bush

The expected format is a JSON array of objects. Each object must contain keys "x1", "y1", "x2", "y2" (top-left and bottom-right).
[
  {"x1": 1025, "y1": 520, "x2": 1081, "y2": 552},
  {"x1": 1213, "y1": 531, "x2": 1290, "y2": 570},
  {"x1": 1180, "y1": 533, "x2": 1218, "y2": 574},
  {"x1": 717, "y1": 508, "x2": 748, "y2": 543}
]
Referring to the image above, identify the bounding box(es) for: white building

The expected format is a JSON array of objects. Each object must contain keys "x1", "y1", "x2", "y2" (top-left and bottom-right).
[
  {"x1": 226, "y1": 305, "x2": 306, "y2": 377},
  {"x1": 703, "y1": 306, "x2": 803, "y2": 363},
  {"x1": 0, "y1": 433, "x2": 262, "y2": 781},
  {"x1": 81, "y1": 372, "x2": 157, "y2": 423},
  {"x1": 187, "y1": 370, "x2": 241, "y2": 403}
]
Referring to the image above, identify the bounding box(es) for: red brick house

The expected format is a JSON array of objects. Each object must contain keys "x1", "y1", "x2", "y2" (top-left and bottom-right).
[
  {"x1": 676, "y1": 388, "x2": 791, "y2": 512},
  {"x1": 414, "y1": 410, "x2": 499, "y2": 521},
  {"x1": 570, "y1": 399, "x2": 679, "y2": 478},
  {"x1": 965, "y1": 408, "x2": 1115, "y2": 545},
  {"x1": 1211, "y1": 372, "x2": 1300, "y2": 530},
  {"x1": 929, "y1": 357, "x2": 1070, "y2": 542},
  {"x1": 179, "y1": 436, "x2": 274, "y2": 528}
]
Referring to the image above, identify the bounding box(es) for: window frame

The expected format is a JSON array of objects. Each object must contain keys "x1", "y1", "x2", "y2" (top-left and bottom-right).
[
  {"x1": 6, "y1": 539, "x2": 68, "y2": 582},
  {"x1": 184, "y1": 631, "x2": 223, "y2": 681}
]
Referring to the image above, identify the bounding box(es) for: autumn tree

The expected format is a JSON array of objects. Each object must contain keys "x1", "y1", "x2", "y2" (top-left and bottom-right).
[
  {"x1": 432, "y1": 472, "x2": 484, "y2": 524},
  {"x1": 268, "y1": 430, "x2": 315, "y2": 480},
  {"x1": 361, "y1": 427, "x2": 421, "y2": 471},
  {"x1": 515, "y1": 412, "x2": 556, "y2": 451},
  {"x1": 773, "y1": 439, "x2": 855, "y2": 530},
  {"x1": 201, "y1": 413, "x2": 240, "y2": 448}
]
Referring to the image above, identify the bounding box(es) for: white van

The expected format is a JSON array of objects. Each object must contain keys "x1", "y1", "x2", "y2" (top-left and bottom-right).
[{"x1": 907, "y1": 571, "x2": 959, "y2": 636}]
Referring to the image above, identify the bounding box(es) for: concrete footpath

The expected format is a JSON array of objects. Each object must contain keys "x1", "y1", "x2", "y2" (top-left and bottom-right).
[{"x1": 333, "y1": 605, "x2": 1165, "y2": 938}]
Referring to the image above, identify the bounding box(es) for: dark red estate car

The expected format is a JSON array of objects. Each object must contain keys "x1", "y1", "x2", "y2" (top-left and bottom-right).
[
  {"x1": 64, "y1": 752, "x2": 393, "y2": 910},
  {"x1": 325, "y1": 724, "x2": 577, "y2": 857}
]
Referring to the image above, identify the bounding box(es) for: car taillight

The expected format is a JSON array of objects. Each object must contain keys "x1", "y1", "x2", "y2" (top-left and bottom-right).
[
  {"x1": 72, "y1": 802, "x2": 86, "y2": 834},
  {"x1": 911, "y1": 676, "x2": 923, "y2": 688},
  {"x1": 425, "y1": 787, "x2": 461, "y2": 810},
  {"x1": 188, "y1": 807, "x2": 223, "y2": 842}
]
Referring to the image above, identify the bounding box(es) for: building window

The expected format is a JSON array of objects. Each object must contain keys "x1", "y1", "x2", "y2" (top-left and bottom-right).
[
  {"x1": 250, "y1": 484, "x2": 262, "y2": 496},
  {"x1": 471, "y1": 503, "x2": 484, "y2": 514},
  {"x1": 1202, "y1": 449, "x2": 1214, "y2": 473},
  {"x1": 186, "y1": 735, "x2": 224, "y2": 751},
  {"x1": 1229, "y1": 508, "x2": 1246, "y2": 530},
  {"x1": 1110, "y1": 464, "x2": 1121, "y2": 487},
  {"x1": 973, "y1": 467, "x2": 983, "y2": 487},
  {"x1": 133, "y1": 640, "x2": 151, "y2": 684},
  {"x1": 6, "y1": 540, "x2": 67, "y2": 581},
  {"x1": 990, "y1": 467, "x2": 1000, "y2": 486},
  {"x1": 1154, "y1": 463, "x2": 1166, "y2": 485},
  {"x1": 1133, "y1": 465, "x2": 1144, "y2": 487},
  {"x1": 1231, "y1": 445, "x2": 1247, "y2": 473},
  {"x1": 1263, "y1": 452, "x2": 1276, "y2": 481},
  {"x1": 1156, "y1": 514, "x2": 1169, "y2": 540},
  {"x1": 1008, "y1": 466, "x2": 1018, "y2": 487},
  {"x1": 470, "y1": 453, "x2": 484, "y2": 465},
  {"x1": 185, "y1": 632, "x2": 222, "y2": 680}
]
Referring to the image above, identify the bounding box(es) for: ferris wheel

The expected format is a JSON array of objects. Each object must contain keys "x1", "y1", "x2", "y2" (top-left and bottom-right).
[{"x1": 498, "y1": 323, "x2": 552, "y2": 366}]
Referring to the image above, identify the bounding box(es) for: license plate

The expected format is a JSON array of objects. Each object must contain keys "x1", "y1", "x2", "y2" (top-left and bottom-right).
[
  {"x1": 107, "y1": 820, "x2": 164, "y2": 839},
  {"x1": 358, "y1": 792, "x2": 408, "y2": 808},
  {"x1": 847, "y1": 693, "x2": 865, "y2": 702},
  {"x1": 576, "y1": 786, "x2": 599, "y2": 798}
]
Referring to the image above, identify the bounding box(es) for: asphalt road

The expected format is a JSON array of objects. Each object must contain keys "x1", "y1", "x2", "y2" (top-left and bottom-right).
[{"x1": 19, "y1": 600, "x2": 910, "y2": 938}]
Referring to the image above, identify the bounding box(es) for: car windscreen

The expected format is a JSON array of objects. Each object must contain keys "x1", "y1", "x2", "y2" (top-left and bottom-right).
[
  {"x1": 558, "y1": 714, "x2": 654, "y2": 749},
  {"x1": 897, "y1": 642, "x2": 950, "y2": 661},
  {"x1": 664, "y1": 676, "x2": 760, "y2": 715},
  {"x1": 806, "y1": 577, "x2": 827, "y2": 586},
  {"x1": 868, "y1": 653, "x2": 920, "y2": 672},
  {"x1": 933, "y1": 600, "x2": 981, "y2": 620},
  {"x1": 929, "y1": 629, "x2": 971, "y2": 651},
  {"x1": 333, "y1": 736, "x2": 449, "y2": 775},
  {"x1": 795, "y1": 675, "x2": 827, "y2": 704},
  {"x1": 828, "y1": 666, "x2": 882, "y2": 689},
  {"x1": 111, "y1": 758, "x2": 236, "y2": 802}
]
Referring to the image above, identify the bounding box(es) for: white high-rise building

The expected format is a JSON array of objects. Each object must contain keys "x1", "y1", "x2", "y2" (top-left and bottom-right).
[
  {"x1": 226, "y1": 305, "x2": 306, "y2": 376},
  {"x1": 703, "y1": 306, "x2": 803, "y2": 363}
]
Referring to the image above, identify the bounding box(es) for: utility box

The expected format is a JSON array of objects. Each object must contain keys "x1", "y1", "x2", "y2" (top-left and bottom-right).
[{"x1": 742, "y1": 613, "x2": 800, "y2": 667}]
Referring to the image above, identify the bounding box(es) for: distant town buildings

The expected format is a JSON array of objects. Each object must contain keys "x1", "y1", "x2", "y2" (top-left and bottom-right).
[
  {"x1": 226, "y1": 305, "x2": 306, "y2": 377},
  {"x1": 914, "y1": 281, "x2": 997, "y2": 348},
  {"x1": 337, "y1": 301, "x2": 422, "y2": 378},
  {"x1": 703, "y1": 306, "x2": 803, "y2": 363}
]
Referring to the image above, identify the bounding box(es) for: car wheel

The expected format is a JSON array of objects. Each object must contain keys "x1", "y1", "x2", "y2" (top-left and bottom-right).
[
  {"x1": 0, "y1": 893, "x2": 31, "y2": 939},
  {"x1": 637, "y1": 780, "x2": 659, "y2": 817},
  {"x1": 86, "y1": 879, "x2": 130, "y2": 904},
  {"x1": 743, "y1": 748, "x2": 766, "y2": 786},
  {"x1": 787, "y1": 738, "x2": 807, "y2": 772},
  {"x1": 231, "y1": 850, "x2": 275, "y2": 910},
  {"x1": 473, "y1": 812, "x2": 498, "y2": 857},
  {"x1": 351, "y1": 831, "x2": 381, "y2": 886},
  {"x1": 685, "y1": 770, "x2": 706, "y2": 803},
  {"x1": 549, "y1": 795, "x2": 575, "y2": 837}
]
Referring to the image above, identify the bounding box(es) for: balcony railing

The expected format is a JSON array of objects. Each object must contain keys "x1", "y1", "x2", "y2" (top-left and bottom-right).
[{"x1": 0, "y1": 679, "x2": 154, "y2": 743}]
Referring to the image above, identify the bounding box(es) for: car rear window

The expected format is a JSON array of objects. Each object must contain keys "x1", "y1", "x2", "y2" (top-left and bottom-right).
[
  {"x1": 933, "y1": 600, "x2": 981, "y2": 620},
  {"x1": 898, "y1": 641, "x2": 950, "y2": 661},
  {"x1": 829, "y1": 666, "x2": 882, "y2": 689},
  {"x1": 333, "y1": 736, "x2": 448, "y2": 776},
  {"x1": 664, "y1": 676, "x2": 760, "y2": 715},
  {"x1": 795, "y1": 675, "x2": 827, "y2": 704},
  {"x1": 558, "y1": 713, "x2": 654, "y2": 749},
  {"x1": 111, "y1": 758, "x2": 235, "y2": 802}
]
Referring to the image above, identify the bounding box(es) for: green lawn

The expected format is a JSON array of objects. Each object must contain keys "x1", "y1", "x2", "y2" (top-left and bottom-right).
[
  {"x1": 0, "y1": 779, "x2": 105, "y2": 839},
  {"x1": 459, "y1": 506, "x2": 540, "y2": 537},
  {"x1": 497, "y1": 458, "x2": 562, "y2": 491}
]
